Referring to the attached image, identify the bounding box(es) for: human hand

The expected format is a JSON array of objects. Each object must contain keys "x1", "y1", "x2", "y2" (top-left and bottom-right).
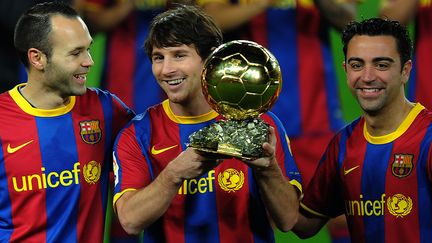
[
  {"x1": 242, "y1": 126, "x2": 277, "y2": 170},
  {"x1": 166, "y1": 147, "x2": 222, "y2": 183}
]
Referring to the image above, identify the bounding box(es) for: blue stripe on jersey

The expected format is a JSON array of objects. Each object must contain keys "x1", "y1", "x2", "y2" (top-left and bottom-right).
[
  {"x1": 248, "y1": 169, "x2": 274, "y2": 243},
  {"x1": 337, "y1": 119, "x2": 360, "y2": 170},
  {"x1": 362, "y1": 142, "x2": 392, "y2": 242},
  {"x1": 96, "y1": 89, "x2": 114, "y2": 216},
  {"x1": 141, "y1": 112, "x2": 155, "y2": 181},
  {"x1": 0, "y1": 140, "x2": 13, "y2": 242},
  {"x1": 180, "y1": 123, "x2": 220, "y2": 243},
  {"x1": 134, "y1": 10, "x2": 164, "y2": 114},
  {"x1": 266, "y1": 8, "x2": 301, "y2": 136},
  {"x1": 36, "y1": 114, "x2": 79, "y2": 242},
  {"x1": 320, "y1": 40, "x2": 344, "y2": 132},
  {"x1": 267, "y1": 111, "x2": 302, "y2": 184},
  {"x1": 417, "y1": 123, "x2": 432, "y2": 243}
]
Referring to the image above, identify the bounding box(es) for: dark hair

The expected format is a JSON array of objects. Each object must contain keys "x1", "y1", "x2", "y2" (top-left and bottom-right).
[
  {"x1": 14, "y1": 2, "x2": 78, "y2": 68},
  {"x1": 342, "y1": 17, "x2": 412, "y2": 68},
  {"x1": 144, "y1": 5, "x2": 223, "y2": 61}
]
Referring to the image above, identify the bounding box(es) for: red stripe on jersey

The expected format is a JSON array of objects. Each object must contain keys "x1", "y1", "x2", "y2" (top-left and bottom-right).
[
  {"x1": 340, "y1": 120, "x2": 367, "y2": 242},
  {"x1": 250, "y1": 12, "x2": 268, "y2": 47},
  {"x1": 296, "y1": 5, "x2": 330, "y2": 132},
  {"x1": 72, "y1": 94, "x2": 106, "y2": 242},
  {"x1": 414, "y1": 6, "x2": 432, "y2": 109},
  {"x1": 164, "y1": 196, "x2": 186, "y2": 243},
  {"x1": 383, "y1": 120, "x2": 426, "y2": 243},
  {"x1": 0, "y1": 97, "x2": 47, "y2": 242},
  {"x1": 148, "y1": 108, "x2": 186, "y2": 242},
  {"x1": 106, "y1": 16, "x2": 137, "y2": 108},
  {"x1": 215, "y1": 161, "x2": 253, "y2": 242}
]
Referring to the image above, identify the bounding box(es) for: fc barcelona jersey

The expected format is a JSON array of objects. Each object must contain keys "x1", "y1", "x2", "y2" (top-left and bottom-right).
[
  {"x1": 301, "y1": 103, "x2": 432, "y2": 243},
  {"x1": 197, "y1": 0, "x2": 344, "y2": 136},
  {"x1": 113, "y1": 100, "x2": 302, "y2": 243},
  {"x1": 0, "y1": 84, "x2": 133, "y2": 242}
]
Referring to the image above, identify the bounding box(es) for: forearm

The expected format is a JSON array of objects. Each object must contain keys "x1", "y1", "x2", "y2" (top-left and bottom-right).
[
  {"x1": 314, "y1": 0, "x2": 357, "y2": 31},
  {"x1": 292, "y1": 212, "x2": 328, "y2": 239},
  {"x1": 202, "y1": 2, "x2": 267, "y2": 31},
  {"x1": 83, "y1": 1, "x2": 135, "y2": 33},
  {"x1": 379, "y1": 0, "x2": 417, "y2": 25},
  {"x1": 254, "y1": 160, "x2": 300, "y2": 232},
  {"x1": 116, "y1": 166, "x2": 182, "y2": 234}
]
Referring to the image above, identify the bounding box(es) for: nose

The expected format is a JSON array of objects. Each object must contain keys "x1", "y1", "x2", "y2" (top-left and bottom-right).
[
  {"x1": 160, "y1": 58, "x2": 176, "y2": 76},
  {"x1": 82, "y1": 51, "x2": 94, "y2": 68},
  {"x1": 361, "y1": 65, "x2": 375, "y2": 82}
]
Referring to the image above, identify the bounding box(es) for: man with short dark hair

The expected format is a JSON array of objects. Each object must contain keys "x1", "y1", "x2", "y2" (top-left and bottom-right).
[
  {"x1": 0, "y1": 2, "x2": 134, "y2": 241},
  {"x1": 292, "y1": 18, "x2": 432, "y2": 242}
]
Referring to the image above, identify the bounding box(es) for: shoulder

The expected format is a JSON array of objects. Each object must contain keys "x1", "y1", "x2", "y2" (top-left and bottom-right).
[{"x1": 123, "y1": 103, "x2": 164, "y2": 132}]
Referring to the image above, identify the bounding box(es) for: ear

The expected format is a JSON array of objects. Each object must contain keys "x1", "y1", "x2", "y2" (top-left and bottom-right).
[
  {"x1": 401, "y1": 60, "x2": 412, "y2": 85},
  {"x1": 342, "y1": 61, "x2": 347, "y2": 72},
  {"x1": 28, "y1": 48, "x2": 46, "y2": 71}
]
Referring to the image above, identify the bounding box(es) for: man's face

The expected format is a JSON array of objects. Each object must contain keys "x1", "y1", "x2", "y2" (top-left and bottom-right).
[
  {"x1": 43, "y1": 15, "x2": 93, "y2": 97},
  {"x1": 344, "y1": 35, "x2": 411, "y2": 115},
  {"x1": 151, "y1": 44, "x2": 204, "y2": 106}
]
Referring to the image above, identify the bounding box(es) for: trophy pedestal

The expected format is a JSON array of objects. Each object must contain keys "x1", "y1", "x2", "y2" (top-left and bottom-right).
[{"x1": 189, "y1": 118, "x2": 269, "y2": 160}]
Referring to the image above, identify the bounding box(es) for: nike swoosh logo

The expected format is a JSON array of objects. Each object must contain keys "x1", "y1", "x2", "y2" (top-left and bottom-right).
[
  {"x1": 7, "y1": 140, "x2": 34, "y2": 154},
  {"x1": 344, "y1": 165, "x2": 359, "y2": 175},
  {"x1": 151, "y1": 145, "x2": 178, "y2": 155}
]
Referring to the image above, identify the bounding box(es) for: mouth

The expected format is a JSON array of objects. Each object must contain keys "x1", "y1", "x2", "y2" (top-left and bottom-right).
[
  {"x1": 165, "y1": 78, "x2": 185, "y2": 85},
  {"x1": 74, "y1": 74, "x2": 87, "y2": 84},
  {"x1": 358, "y1": 88, "x2": 382, "y2": 93}
]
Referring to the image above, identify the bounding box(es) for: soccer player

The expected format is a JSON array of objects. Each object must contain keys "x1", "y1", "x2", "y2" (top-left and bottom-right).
[
  {"x1": 198, "y1": 0, "x2": 359, "y2": 188},
  {"x1": 81, "y1": 0, "x2": 195, "y2": 114},
  {"x1": 0, "y1": 2, "x2": 134, "y2": 242},
  {"x1": 291, "y1": 18, "x2": 432, "y2": 242},
  {"x1": 113, "y1": 5, "x2": 302, "y2": 242},
  {"x1": 198, "y1": 1, "x2": 358, "y2": 241},
  {"x1": 380, "y1": 0, "x2": 432, "y2": 110}
]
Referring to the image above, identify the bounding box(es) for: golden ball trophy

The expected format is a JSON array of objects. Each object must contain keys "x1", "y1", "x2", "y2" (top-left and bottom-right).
[{"x1": 189, "y1": 40, "x2": 282, "y2": 160}]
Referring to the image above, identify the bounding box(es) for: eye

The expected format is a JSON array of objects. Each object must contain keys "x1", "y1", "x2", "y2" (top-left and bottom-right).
[
  {"x1": 152, "y1": 55, "x2": 163, "y2": 62},
  {"x1": 376, "y1": 62, "x2": 390, "y2": 70},
  {"x1": 349, "y1": 62, "x2": 363, "y2": 70},
  {"x1": 175, "y1": 53, "x2": 186, "y2": 59}
]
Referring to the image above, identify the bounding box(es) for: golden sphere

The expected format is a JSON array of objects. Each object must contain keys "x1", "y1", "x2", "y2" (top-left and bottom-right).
[{"x1": 202, "y1": 40, "x2": 282, "y2": 120}]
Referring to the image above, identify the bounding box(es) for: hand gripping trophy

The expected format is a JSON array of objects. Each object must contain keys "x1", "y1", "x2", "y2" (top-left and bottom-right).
[{"x1": 189, "y1": 40, "x2": 282, "y2": 160}]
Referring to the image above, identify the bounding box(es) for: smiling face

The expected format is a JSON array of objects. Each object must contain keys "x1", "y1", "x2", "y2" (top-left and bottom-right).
[
  {"x1": 43, "y1": 15, "x2": 94, "y2": 96},
  {"x1": 151, "y1": 44, "x2": 205, "y2": 106},
  {"x1": 344, "y1": 35, "x2": 412, "y2": 115}
]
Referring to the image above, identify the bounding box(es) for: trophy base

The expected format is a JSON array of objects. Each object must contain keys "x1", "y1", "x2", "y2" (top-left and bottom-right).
[{"x1": 188, "y1": 118, "x2": 269, "y2": 160}]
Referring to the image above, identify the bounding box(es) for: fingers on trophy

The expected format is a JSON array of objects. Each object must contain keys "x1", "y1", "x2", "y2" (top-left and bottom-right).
[{"x1": 189, "y1": 40, "x2": 282, "y2": 160}]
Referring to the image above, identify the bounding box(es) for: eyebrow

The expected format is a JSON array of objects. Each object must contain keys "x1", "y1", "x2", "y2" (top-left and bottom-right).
[
  {"x1": 347, "y1": 57, "x2": 395, "y2": 63},
  {"x1": 372, "y1": 57, "x2": 395, "y2": 63},
  {"x1": 69, "y1": 40, "x2": 93, "y2": 53}
]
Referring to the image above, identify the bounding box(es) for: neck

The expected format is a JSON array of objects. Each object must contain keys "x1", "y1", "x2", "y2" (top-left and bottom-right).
[
  {"x1": 364, "y1": 99, "x2": 415, "y2": 136},
  {"x1": 169, "y1": 97, "x2": 213, "y2": 117},
  {"x1": 20, "y1": 82, "x2": 70, "y2": 109}
]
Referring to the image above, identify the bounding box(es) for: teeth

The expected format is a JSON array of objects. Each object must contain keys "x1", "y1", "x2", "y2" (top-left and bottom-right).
[
  {"x1": 166, "y1": 78, "x2": 183, "y2": 85},
  {"x1": 74, "y1": 74, "x2": 87, "y2": 80},
  {"x1": 362, "y1": 88, "x2": 379, "y2": 93}
]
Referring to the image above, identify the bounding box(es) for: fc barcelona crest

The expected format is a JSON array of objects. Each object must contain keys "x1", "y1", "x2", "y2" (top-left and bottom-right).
[
  {"x1": 80, "y1": 120, "x2": 102, "y2": 144},
  {"x1": 391, "y1": 154, "x2": 413, "y2": 178}
]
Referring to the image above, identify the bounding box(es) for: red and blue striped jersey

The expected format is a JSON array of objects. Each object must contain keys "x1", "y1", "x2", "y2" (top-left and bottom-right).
[
  {"x1": 84, "y1": 0, "x2": 167, "y2": 113},
  {"x1": 0, "y1": 84, "x2": 133, "y2": 242},
  {"x1": 113, "y1": 100, "x2": 302, "y2": 243},
  {"x1": 407, "y1": 0, "x2": 432, "y2": 110},
  {"x1": 301, "y1": 103, "x2": 432, "y2": 243},
  {"x1": 197, "y1": 0, "x2": 344, "y2": 136}
]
